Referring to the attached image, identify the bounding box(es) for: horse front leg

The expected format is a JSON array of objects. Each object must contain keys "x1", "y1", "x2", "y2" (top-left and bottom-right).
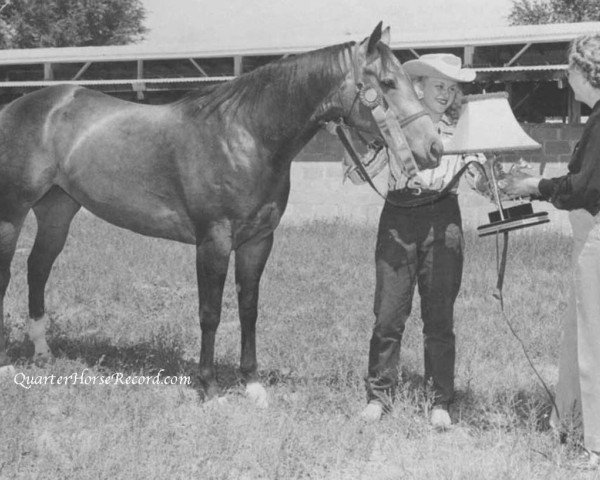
[
  {"x1": 235, "y1": 232, "x2": 274, "y2": 408},
  {"x1": 196, "y1": 227, "x2": 231, "y2": 400}
]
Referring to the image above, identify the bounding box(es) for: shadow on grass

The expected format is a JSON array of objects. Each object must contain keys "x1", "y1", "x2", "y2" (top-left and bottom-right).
[
  {"x1": 7, "y1": 326, "x2": 308, "y2": 401},
  {"x1": 6, "y1": 323, "x2": 304, "y2": 402},
  {"x1": 391, "y1": 367, "x2": 554, "y2": 434},
  {"x1": 4, "y1": 324, "x2": 554, "y2": 431},
  {"x1": 7, "y1": 332, "x2": 240, "y2": 401},
  {"x1": 453, "y1": 385, "x2": 554, "y2": 433}
]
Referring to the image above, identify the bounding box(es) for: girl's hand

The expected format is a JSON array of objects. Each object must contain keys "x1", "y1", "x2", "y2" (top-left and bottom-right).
[{"x1": 498, "y1": 172, "x2": 541, "y2": 198}]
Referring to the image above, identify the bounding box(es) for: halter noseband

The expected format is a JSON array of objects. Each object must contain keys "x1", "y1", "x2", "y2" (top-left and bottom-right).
[{"x1": 398, "y1": 110, "x2": 430, "y2": 128}]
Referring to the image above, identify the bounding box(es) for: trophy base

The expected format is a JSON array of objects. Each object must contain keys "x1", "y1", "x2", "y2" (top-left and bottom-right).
[{"x1": 477, "y1": 204, "x2": 549, "y2": 237}]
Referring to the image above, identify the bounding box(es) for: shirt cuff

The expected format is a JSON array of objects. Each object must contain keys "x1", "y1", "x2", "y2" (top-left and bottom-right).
[{"x1": 537, "y1": 178, "x2": 555, "y2": 200}]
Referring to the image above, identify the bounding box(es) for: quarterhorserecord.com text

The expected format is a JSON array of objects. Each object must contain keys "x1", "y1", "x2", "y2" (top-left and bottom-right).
[{"x1": 13, "y1": 368, "x2": 191, "y2": 389}]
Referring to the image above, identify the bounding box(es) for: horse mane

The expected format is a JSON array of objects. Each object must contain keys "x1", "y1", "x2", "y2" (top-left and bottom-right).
[{"x1": 174, "y1": 41, "x2": 357, "y2": 120}]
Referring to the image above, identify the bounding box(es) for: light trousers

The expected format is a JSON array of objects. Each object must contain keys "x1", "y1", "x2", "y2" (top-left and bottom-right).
[{"x1": 551, "y1": 209, "x2": 600, "y2": 451}]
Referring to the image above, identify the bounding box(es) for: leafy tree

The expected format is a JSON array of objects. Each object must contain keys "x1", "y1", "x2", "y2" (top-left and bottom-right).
[
  {"x1": 509, "y1": 0, "x2": 600, "y2": 24},
  {"x1": 0, "y1": 0, "x2": 147, "y2": 48}
]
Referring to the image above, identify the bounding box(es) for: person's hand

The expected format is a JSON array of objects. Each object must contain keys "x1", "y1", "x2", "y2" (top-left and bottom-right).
[{"x1": 498, "y1": 171, "x2": 541, "y2": 199}]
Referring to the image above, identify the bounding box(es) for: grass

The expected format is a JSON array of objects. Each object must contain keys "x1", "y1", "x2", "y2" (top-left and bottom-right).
[{"x1": 0, "y1": 212, "x2": 597, "y2": 479}]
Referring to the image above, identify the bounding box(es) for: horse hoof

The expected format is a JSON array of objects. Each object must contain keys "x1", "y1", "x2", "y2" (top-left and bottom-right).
[
  {"x1": 0, "y1": 352, "x2": 11, "y2": 367},
  {"x1": 203, "y1": 396, "x2": 229, "y2": 409},
  {"x1": 430, "y1": 406, "x2": 452, "y2": 431},
  {"x1": 0, "y1": 364, "x2": 16, "y2": 380},
  {"x1": 246, "y1": 382, "x2": 268, "y2": 408},
  {"x1": 33, "y1": 353, "x2": 53, "y2": 367},
  {"x1": 360, "y1": 401, "x2": 384, "y2": 422}
]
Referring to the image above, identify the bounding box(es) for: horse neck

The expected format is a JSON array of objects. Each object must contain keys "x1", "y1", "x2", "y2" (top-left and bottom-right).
[{"x1": 212, "y1": 45, "x2": 355, "y2": 161}]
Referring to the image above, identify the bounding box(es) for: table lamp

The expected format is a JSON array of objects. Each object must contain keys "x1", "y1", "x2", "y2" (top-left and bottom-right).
[{"x1": 444, "y1": 92, "x2": 549, "y2": 237}]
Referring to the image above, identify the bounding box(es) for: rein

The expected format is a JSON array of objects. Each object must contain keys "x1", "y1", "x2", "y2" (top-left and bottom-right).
[
  {"x1": 334, "y1": 124, "x2": 481, "y2": 208},
  {"x1": 333, "y1": 83, "x2": 447, "y2": 208},
  {"x1": 330, "y1": 82, "x2": 486, "y2": 209}
]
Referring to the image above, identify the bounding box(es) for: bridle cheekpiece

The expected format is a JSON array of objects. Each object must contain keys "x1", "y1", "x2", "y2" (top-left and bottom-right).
[{"x1": 332, "y1": 80, "x2": 429, "y2": 195}]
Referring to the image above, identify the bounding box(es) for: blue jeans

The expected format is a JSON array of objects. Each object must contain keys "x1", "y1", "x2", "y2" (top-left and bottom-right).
[{"x1": 366, "y1": 193, "x2": 463, "y2": 408}]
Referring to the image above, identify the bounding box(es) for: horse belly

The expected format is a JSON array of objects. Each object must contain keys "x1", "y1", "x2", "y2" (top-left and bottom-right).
[
  {"x1": 59, "y1": 161, "x2": 197, "y2": 244},
  {"x1": 81, "y1": 197, "x2": 196, "y2": 244}
]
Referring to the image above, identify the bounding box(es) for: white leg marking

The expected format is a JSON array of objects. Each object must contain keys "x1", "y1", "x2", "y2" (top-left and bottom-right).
[
  {"x1": 246, "y1": 382, "x2": 268, "y2": 408},
  {"x1": 0, "y1": 364, "x2": 15, "y2": 380},
  {"x1": 28, "y1": 315, "x2": 51, "y2": 358},
  {"x1": 202, "y1": 395, "x2": 229, "y2": 411}
]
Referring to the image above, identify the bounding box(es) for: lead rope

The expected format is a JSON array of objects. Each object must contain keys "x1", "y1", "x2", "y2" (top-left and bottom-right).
[
  {"x1": 494, "y1": 230, "x2": 560, "y2": 422},
  {"x1": 334, "y1": 121, "x2": 481, "y2": 208}
]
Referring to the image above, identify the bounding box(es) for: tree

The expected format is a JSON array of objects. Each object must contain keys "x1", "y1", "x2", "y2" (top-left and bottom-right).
[
  {"x1": 0, "y1": 0, "x2": 147, "y2": 49},
  {"x1": 509, "y1": 0, "x2": 600, "y2": 24}
]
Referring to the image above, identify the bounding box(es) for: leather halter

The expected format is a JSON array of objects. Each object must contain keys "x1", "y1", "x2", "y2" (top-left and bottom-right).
[
  {"x1": 334, "y1": 83, "x2": 431, "y2": 200},
  {"x1": 334, "y1": 84, "x2": 486, "y2": 209},
  {"x1": 343, "y1": 82, "x2": 429, "y2": 134},
  {"x1": 398, "y1": 110, "x2": 430, "y2": 128}
]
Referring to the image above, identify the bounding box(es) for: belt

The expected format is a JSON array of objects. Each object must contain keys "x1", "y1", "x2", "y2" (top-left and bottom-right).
[{"x1": 384, "y1": 188, "x2": 459, "y2": 208}]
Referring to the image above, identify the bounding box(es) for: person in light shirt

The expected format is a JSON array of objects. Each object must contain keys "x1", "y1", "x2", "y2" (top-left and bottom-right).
[
  {"x1": 503, "y1": 34, "x2": 600, "y2": 469},
  {"x1": 361, "y1": 53, "x2": 484, "y2": 429}
]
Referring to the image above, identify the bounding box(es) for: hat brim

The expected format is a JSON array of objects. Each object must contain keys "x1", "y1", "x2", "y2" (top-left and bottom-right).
[{"x1": 403, "y1": 60, "x2": 476, "y2": 83}]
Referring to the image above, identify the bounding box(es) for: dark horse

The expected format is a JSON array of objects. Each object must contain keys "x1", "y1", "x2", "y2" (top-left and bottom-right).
[{"x1": 0, "y1": 24, "x2": 442, "y2": 404}]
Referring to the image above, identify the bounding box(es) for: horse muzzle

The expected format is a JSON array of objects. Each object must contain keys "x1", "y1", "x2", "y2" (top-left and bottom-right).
[{"x1": 421, "y1": 137, "x2": 443, "y2": 169}]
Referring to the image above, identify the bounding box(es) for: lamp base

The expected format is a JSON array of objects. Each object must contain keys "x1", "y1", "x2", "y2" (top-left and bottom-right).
[{"x1": 477, "y1": 203, "x2": 549, "y2": 237}]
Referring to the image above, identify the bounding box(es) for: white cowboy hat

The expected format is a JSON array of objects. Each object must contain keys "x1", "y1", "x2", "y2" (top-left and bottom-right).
[{"x1": 403, "y1": 54, "x2": 476, "y2": 82}]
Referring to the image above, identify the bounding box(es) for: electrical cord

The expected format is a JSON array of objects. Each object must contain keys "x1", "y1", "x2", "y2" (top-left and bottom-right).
[{"x1": 494, "y1": 234, "x2": 560, "y2": 421}]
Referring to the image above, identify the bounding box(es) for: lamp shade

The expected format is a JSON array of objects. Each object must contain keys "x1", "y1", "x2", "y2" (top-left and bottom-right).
[{"x1": 444, "y1": 92, "x2": 541, "y2": 154}]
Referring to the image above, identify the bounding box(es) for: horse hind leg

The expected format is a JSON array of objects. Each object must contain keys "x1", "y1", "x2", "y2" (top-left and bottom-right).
[
  {"x1": 0, "y1": 213, "x2": 27, "y2": 371},
  {"x1": 235, "y1": 233, "x2": 274, "y2": 408},
  {"x1": 27, "y1": 187, "x2": 80, "y2": 363}
]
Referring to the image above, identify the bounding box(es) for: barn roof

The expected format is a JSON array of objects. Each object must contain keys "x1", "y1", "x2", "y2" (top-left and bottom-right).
[{"x1": 0, "y1": 21, "x2": 596, "y2": 64}]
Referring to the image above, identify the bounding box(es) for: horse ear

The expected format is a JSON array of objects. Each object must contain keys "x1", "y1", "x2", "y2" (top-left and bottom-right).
[
  {"x1": 380, "y1": 26, "x2": 391, "y2": 46},
  {"x1": 366, "y1": 22, "x2": 383, "y2": 55}
]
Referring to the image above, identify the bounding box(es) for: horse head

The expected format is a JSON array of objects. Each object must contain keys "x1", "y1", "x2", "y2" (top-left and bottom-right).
[{"x1": 333, "y1": 23, "x2": 443, "y2": 170}]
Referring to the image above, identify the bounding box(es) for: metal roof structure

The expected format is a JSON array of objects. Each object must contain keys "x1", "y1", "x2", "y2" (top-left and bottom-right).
[
  {"x1": 475, "y1": 64, "x2": 569, "y2": 72},
  {"x1": 0, "y1": 21, "x2": 596, "y2": 120},
  {"x1": 389, "y1": 22, "x2": 600, "y2": 49},
  {"x1": 0, "y1": 21, "x2": 597, "y2": 64},
  {"x1": 0, "y1": 76, "x2": 234, "y2": 88}
]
